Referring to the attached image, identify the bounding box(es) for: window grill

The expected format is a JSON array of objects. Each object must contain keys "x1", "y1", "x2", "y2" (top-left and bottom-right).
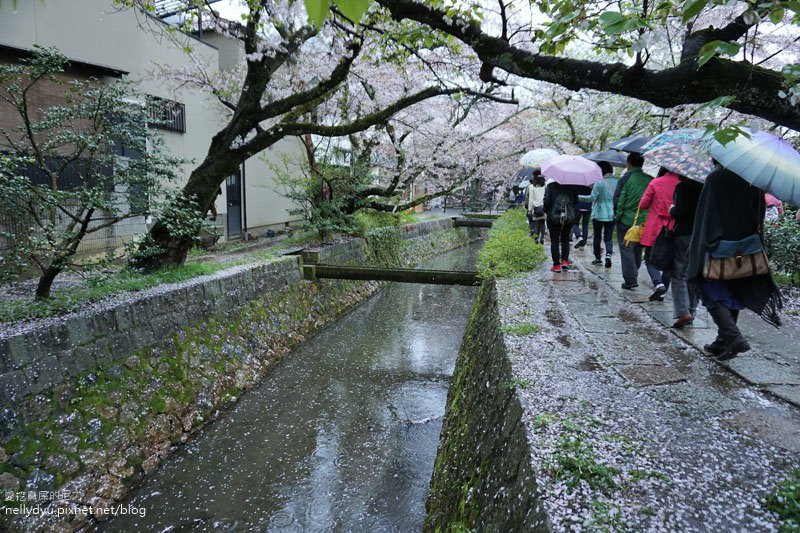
[{"x1": 147, "y1": 96, "x2": 186, "y2": 133}]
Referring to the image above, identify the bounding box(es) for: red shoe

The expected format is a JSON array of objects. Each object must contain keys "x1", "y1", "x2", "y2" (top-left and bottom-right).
[
  {"x1": 550, "y1": 264, "x2": 562, "y2": 272},
  {"x1": 561, "y1": 260, "x2": 571, "y2": 270}
]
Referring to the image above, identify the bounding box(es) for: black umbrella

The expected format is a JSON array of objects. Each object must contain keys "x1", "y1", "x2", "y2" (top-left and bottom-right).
[
  {"x1": 515, "y1": 167, "x2": 535, "y2": 187},
  {"x1": 607, "y1": 134, "x2": 653, "y2": 154},
  {"x1": 584, "y1": 150, "x2": 628, "y2": 168}
]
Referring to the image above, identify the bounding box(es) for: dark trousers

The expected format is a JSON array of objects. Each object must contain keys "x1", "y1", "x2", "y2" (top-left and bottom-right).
[
  {"x1": 671, "y1": 235, "x2": 697, "y2": 318},
  {"x1": 547, "y1": 221, "x2": 572, "y2": 264},
  {"x1": 592, "y1": 220, "x2": 615, "y2": 260},
  {"x1": 530, "y1": 218, "x2": 545, "y2": 244},
  {"x1": 617, "y1": 222, "x2": 644, "y2": 285},
  {"x1": 708, "y1": 305, "x2": 743, "y2": 344},
  {"x1": 573, "y1": 211, "x2": 590, "y2": 240}
]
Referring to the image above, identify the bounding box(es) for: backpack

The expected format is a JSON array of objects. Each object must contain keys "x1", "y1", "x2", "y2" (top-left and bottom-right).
[{"x1": 549, "y1": 191, "x2": 575, "y2": 225}]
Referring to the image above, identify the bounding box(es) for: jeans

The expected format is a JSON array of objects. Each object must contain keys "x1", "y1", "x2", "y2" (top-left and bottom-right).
[
  {"x1": 670, "y1": 235, "x2": 697, "y2": 318},
  {"x1": 547, "y1": 221, "x2": 572, "y2": 264},
  {"x1": 573, "y1": 211, "x2": 591, "y2": 241},
  {"x1": 530, "y1": 219, "x2": 545, "y2": 244},
  {"x1": 592, "y1": 220, "x2": 615, "y2": 260},
  {"x1": 617, "y1": 222, "x2": 643, "y2": 285}
]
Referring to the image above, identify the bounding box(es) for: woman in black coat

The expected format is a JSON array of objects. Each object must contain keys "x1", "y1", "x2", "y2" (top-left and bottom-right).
[{"x1": 686, "y1": 167, "x2": 782, "y2": 361}]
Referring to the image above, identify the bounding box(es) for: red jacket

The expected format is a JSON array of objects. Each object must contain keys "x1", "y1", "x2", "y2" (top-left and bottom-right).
[{"x1": 638, "y1": 172, "x2": 680, "y2": 247}]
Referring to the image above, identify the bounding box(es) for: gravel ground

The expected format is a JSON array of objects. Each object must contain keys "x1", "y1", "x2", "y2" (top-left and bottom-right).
[{"x1": 497, "y1": 267, "x2": 800, "y2": 531}]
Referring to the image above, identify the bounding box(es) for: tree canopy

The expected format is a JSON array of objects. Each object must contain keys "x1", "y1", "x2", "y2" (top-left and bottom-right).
[{"x1": 310, "y1": 0, "x2": 800, "y2": 131}]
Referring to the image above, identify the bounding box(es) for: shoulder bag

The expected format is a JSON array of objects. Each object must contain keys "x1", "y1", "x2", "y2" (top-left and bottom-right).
[
  {"x1": 649, "y1": 224, "x2": 675, "y2": 271},
  {"x1": 703, "y1": 234, "x2": 770, "y2": 280},
  {"x1": 623, "y1": 208, "x2": 643, "y2": 247}
]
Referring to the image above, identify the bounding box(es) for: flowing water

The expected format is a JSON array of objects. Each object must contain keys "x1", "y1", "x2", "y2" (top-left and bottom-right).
[{"x1": 105, "y1": 243, "x2": 480, "y2": 532}]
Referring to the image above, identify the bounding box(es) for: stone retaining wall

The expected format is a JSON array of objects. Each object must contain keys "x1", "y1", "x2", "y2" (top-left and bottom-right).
[
  {"x1": 0, "y1": 219, "x2": 478, "y2": 532},
  {"x1": 425, "y1": 281, "x2": 549, "y2": 532}
]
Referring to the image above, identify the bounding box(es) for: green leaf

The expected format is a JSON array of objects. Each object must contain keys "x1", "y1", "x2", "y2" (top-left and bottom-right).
[
  {"x1": 304, "y1": 0, "x2": 331, "y2": 28},
  {"x1": 769, "y1": 8, "x2": 785, "y2": 24},
  {"x1": 681, "y1": 0, "x2": 710, "y2": 22},
  {"x1": 333, "y1": 0, "x2": 372, "y2": 23},
  {"x1": 696, "y1": 40, "x2": 741, "y2": 67},
  {"x1": 598, "y1": 11, "x2": 625, "y2": 26},
  {"x1": 696, "y1": 94, "x2": 736, "y2": 113}
]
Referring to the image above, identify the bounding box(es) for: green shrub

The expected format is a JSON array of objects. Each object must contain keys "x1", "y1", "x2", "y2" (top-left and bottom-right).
[
  {"x1": 477, "y1": 209, "x2": 546, "y2": 278},
  {"x1": 764, "y1": 210, "x2": 800, "y2": 286},
  {"x1": 765, "y1": 469, "x2": 800, "y2": 531}
]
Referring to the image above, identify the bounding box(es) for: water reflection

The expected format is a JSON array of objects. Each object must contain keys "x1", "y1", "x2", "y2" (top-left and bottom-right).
[{"x1": 105, "y1": 243, "x2": 480, "y2": 532}]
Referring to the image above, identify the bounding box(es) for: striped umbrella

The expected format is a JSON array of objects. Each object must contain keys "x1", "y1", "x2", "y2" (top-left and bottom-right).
[{"x1": 706, "y1": 129, "x2": 800, "y2": 205}]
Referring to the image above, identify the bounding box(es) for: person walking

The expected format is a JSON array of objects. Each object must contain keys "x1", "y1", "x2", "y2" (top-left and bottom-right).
[
  {"x1": 543, "y1": 179, "x2": 579, "y2": 272},
  {"x1": 638, "y1": 168, "x2": 680, "y2": 301},
  {"x1": 668, "y1": 174, "x2": 703, "y2": 328},
  {"x1": 526, "y1": 170, "x2": 546, "y2": 244},
  {"x1": 613, "y1": 152, "x2": 654, "y2": 290},
  {"x1": 687, "y1": 167, "x2": 782, "y2": 361},
  {"x1": 578, "y1": 161, "x2": 617, "y2": 267},
  {"x1": 572, "y1": 187, "x2": 592, "y2": 248}
]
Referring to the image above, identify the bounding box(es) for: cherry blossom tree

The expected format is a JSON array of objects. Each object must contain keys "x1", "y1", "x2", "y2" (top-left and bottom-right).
[
  {"x1": 117, "y1": 0, "x2": 514, "y2": 270},
  {"x1": 367, "y1": 0, "x2": 800, "y2": 132}
]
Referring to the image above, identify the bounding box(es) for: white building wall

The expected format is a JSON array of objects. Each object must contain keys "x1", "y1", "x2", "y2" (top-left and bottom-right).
[{"x1": 0, "y1": 0, "x2": 303, "y2": 242}]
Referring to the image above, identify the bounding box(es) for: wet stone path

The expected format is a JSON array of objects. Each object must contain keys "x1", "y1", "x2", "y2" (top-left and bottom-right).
[{"x1": 500, "y1": 246, "x2": 800, "y2": 531}]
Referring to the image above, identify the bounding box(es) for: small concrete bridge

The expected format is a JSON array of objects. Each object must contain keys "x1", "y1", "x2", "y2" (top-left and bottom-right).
[
  {"x1": 302, "y1": 263, "x2": 481, "y2": 286},
  {"x1": 300, "y1": 217, "x2": 491, "y2": 286}
]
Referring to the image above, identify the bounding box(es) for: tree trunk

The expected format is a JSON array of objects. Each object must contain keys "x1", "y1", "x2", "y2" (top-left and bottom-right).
[
  {"x1": 35, "y1": 265, "x2": 62, "y2": 300},
  {"x1": 131, "y1": 132, "x2": 247, "y2": 272}
]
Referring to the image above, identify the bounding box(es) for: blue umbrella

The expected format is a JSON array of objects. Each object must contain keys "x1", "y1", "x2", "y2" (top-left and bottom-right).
[
  {"x1": 584, "y1": 150, "x2": 628, "y2": 168},
  {"x1": 706, "y1": 129, "x2": 800, "y2": 206},
  {"x1": 607, "y1": 134, "x2": 653, "y2": 153}
]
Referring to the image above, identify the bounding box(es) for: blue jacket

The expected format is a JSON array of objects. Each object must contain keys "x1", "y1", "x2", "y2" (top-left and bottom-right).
[{"x1": 579, "y1": 175, "x2": 619, "y2": 222}]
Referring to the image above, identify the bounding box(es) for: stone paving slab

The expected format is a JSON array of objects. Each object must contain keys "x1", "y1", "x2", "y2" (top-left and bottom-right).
[
  {"x1": 496, "y1": 249, "x2": 800, "y2": 530},
  {"x1": 617, "y1": 365, "x2": 690, "y2": 386},
  {"x1": 498, "y1": 264, "x2": 800, "y2": 531},
  {"x1": 575, "y1": 245, "x2": 800, "y2": 408}
]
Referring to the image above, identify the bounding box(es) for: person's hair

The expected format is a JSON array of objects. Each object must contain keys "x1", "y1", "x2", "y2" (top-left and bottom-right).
[
  {"x1": 533, "y1": 170, "x2": 545, "y2": 186},
  {"x1": 598, "y1": 161, "x2": 613, "y2": 175},
  {"x1": 657, "y1": 166, "x2": 669, "y2": 177},
  {"x1": 627, "y1": 152, "x2": 644, "y2": 167}
]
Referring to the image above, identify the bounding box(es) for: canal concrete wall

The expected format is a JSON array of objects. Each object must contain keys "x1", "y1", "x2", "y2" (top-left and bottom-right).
[
  {"x1": 425, "y1": 281, "x2": 550, "y2": 532},
  {"x1": 0, "y1": 219, "x2": 479, "y2": 531}
]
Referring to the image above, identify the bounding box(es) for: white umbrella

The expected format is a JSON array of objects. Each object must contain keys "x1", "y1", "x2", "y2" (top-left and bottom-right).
[{"x1": 520, "y1": 148, "x2": 559, "y2": 168}]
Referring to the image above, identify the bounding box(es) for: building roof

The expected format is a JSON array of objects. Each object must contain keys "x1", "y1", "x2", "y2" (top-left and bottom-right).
[
  {"x1": 0, "y1": 43, "x2": 128, "y2": 77},
  {"x1": 154, "y1": 0, "x2": 222, "y2": 19}
]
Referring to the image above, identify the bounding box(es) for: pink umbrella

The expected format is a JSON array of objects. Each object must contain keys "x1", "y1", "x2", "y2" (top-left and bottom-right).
[{"x1": 541, "y1": 155, "x2": 603, "y2": 186}]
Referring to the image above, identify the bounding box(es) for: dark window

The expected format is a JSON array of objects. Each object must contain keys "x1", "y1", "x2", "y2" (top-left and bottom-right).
[{"x1": 147, "y1": 95, "x2": 186, "y2": 133}]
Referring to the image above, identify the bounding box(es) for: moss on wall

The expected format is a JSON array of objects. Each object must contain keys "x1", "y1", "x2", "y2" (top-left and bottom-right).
[
  {"x1": 425, "y1": 281, "x2": 549, "y2": 533},
  {"x1": 0, "y1": 222, "x2": 478, "y2": 532}
]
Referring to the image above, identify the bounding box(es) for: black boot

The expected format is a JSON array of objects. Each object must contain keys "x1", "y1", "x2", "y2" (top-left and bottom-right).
[
  {"x1": 708, "y1": 305, "x2": 747, "y2": 360},
  {"x1": 717, "y1": 338, "x2": 751, "y2": 361},
  {"x1": 704, "y1": 339, "x2": 727, "y2": 356}
]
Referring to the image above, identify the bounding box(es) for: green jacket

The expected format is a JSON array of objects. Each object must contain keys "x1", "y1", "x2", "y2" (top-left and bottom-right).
[{"x1": 614, "y1": 167, "x2": 652, "y2": 227}]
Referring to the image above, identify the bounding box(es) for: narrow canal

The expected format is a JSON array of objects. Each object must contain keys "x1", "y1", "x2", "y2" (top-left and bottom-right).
[{"x1": 106, "y1": 243, "x2": 480, "y2": 532}]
